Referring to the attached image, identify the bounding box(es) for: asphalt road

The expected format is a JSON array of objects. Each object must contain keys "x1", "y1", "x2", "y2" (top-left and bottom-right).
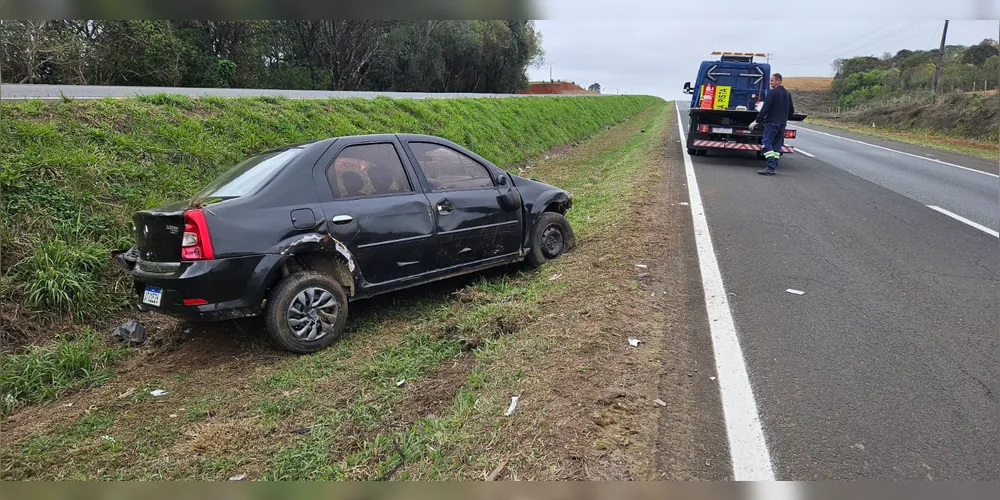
[
  {"x1": 0, "y1": 83, "x2": 608, "y2": 100},
  {"x1": 677, "y1": 102, "x2": 999, "y2": 480}
]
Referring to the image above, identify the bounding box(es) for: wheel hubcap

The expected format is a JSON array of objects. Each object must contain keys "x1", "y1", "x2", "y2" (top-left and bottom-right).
[
  {"x1": 287, "y1": 287, "x2": 339, "y2": 341},
  {"x1": 541, "y1": 225, "x2": 564, "y2": 258}
]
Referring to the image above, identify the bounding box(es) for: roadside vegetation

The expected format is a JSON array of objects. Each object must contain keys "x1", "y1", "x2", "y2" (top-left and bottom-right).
[
  {"x1": 787, "y1": 40, "x2": 999, "y2": 159},
  {"x1": 0, "y1": 94, "x2": 660, "y2": 414},
  {"x1": 1, "y1": 101, "x2": 675, "y2": 480},
  {"x1": 807, "y1": 116, "x2": 999, "y2": 161}
]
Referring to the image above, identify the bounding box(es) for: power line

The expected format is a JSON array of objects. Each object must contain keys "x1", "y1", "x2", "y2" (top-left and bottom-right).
[
  {"x1": 779, "y1": 21, "x2": 920, "y2": 66},
  {"x1": 781, "y1": 21, "x2": 934, "y2": 67}
]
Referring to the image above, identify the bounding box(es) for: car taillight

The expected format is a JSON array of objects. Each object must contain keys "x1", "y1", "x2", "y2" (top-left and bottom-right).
[
  {"x1": 181, "y1": 209, "x2": 214, "y2": 260},
  {"x1": 698, "y1": 124, "x2": 710, "y2": 133},
  {"x1": 784, "y1": 129, "x2": 797, "y2": 139}
]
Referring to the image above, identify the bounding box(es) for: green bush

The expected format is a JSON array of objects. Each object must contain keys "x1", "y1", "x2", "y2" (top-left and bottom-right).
[{"x1": 12, "y1": 238, "x2": 106, "y2": 315}]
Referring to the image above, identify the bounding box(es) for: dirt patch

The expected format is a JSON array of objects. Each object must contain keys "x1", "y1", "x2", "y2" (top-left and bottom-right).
[
  {"x1": 518, "y1": 82, "x2": 598, "y2": 95},
  {"x1": 783, "y1": 77, "x2": 833, "y2": 91},
  {"x1": 396, "y1": 354, "x2": 477, "y2": 425},
  {"x1": 176, "y1": 417, "x2": 263, "y2": 456}
]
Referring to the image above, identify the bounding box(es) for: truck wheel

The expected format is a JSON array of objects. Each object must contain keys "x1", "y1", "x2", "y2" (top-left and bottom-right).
[
  {"x1": 687, "y1": 148, "x2": 697, "y2": 155},
  {"x1": 756, "y1": 151, "x2": 765, "y2": 160},
  {"x1": 527, "y1": 212, "x2": 574, "y2": 269},
  {"x1": 265, "y1": 271, "x2": 348, "y2": 354}
]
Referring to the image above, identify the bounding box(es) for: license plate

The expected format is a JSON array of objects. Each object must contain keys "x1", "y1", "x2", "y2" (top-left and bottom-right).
[
  {"x1": 712, "y1": 127, "x2": 734, "y2": 134},
  {"x1": 142, "y1": 286, "x2": 163, "y2": 307}
]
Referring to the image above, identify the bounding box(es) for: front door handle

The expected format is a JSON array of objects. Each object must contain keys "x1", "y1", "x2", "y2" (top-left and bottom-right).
[
  {"x1": 437, "y1": 202, "x2": 454, "y2": 215},
  {"x1": 332, "y1": 215, "x2": 354, "y2": 225}
]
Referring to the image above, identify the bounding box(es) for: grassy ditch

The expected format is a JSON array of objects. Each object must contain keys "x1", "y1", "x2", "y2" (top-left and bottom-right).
[
  {"x1": 1, "y1": 101, "x2": 673, "y2": 480},
  {"x1": 0, "y1": 94, "x2": 660, "y2": 412}
]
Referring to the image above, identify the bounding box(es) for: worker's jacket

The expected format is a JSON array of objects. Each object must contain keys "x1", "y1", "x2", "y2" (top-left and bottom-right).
[{"x1": 757, "y1": 85, "x2": 794, "y2": 125}]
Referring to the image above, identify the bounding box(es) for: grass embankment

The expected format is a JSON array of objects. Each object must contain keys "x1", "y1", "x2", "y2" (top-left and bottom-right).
[
  {"x1": 0, "y1": 94, "x2": 660, "y2": 413},
  {"x1": 812, "y1": 91, "x2": 999, "y2": 160},
  {"x1": 1, "y1": 101, "x2": 675, "y2": 480},
  {"x1": 807, "y1": 118, "x2": 999, "y2": 161}
]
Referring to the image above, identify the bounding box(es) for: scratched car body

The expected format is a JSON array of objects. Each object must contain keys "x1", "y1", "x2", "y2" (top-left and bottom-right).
[{"x1": 112, "y1": 134, "x2": 575, "y2": 353}]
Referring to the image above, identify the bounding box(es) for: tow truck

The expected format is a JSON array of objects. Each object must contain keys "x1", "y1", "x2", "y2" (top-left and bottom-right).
[{"x1": 682, "y1": 51, "x2": 806, "y2": 158}]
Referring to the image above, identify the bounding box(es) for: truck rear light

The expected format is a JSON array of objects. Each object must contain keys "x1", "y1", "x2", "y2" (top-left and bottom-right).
[
  {"x1": 698, "y1": 124, "x2": 710, "y2": 133},
  {"x1": 183, "y1": 298, "x2": 208, "y2": 306},
  {"x1": 784, "y1": 129, "x2": 797, "y2": 139},
  {"x1": 181, "y1": 209, "x2": 214, "y2": 261}
]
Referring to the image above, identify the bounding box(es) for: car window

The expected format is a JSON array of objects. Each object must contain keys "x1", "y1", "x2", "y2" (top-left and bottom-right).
[
  {"x1": 195, "y1": 147, "x2": 304, "y2": 199},
  {"x1": 408, "y1": 142, "x2": 494, "y2": 191},
  {"x1": 328, "y1": 143, "x2": 412, "y2": 198}
]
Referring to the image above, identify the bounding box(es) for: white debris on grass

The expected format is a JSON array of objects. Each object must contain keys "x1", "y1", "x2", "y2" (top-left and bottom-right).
[
  {"x1": 150, "y1": 389, "x2": 168, "y2": 397},
  {"x1": 628, "y1": 337, "x2": 642, "y2": 347},
  {"x1": 504, "y1": 396, "x2": 519, "y2": 416}
]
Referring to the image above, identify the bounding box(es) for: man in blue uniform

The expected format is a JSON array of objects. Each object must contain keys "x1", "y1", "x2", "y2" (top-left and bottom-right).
[{"x1": 749, "y1": 72, "x2": 794, "y2": 175}]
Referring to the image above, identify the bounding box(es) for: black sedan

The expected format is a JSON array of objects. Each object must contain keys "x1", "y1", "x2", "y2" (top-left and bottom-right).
[{"x1": 112, "y1": 134, "x2": 576, "y2": 353}]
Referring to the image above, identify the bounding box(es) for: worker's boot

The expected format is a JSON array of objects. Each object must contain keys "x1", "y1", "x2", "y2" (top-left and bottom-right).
[{"x1": 757, "y1": 167, "x2": 776, "y2": 175}]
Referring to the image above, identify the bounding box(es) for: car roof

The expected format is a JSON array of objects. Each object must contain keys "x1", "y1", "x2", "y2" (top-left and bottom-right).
[{"x1": 259, "y1": 134, "x2": 461, "y2": 158}]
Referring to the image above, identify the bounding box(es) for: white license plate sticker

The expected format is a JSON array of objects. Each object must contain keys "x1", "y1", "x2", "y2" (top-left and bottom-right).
[
  {"x1": 142, "y1": 286, "x2": 163, "y2": 307},
  {"x1": 712, "y1": 127, "x2": 734, "y2": 134}
]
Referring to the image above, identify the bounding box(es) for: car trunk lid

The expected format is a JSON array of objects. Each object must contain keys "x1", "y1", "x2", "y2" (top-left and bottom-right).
[{"x1": 132, "y1": 200, "x2": 189, "y2": 263}]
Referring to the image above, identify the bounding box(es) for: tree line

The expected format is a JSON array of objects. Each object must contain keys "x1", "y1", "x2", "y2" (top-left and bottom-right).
[
  {"x1": 0, "y1": 20, "x2": 544, "y2": 93},
  {"x1": 832, "y1": 39, "x2": 999, "y2": 107}
]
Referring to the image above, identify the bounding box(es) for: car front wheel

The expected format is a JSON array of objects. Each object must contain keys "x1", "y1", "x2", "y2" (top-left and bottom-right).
[
  {"x1": 265, "y1": 271, "x2": 348, "y2": 354},
  {"x1": 527, "y1": 212, "x2": 574, "y2": 268}
]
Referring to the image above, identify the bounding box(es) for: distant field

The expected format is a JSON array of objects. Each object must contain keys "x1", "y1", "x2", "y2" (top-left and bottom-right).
[{"x1": 782, "y1": 77, "x2": 833, "y2": 91}]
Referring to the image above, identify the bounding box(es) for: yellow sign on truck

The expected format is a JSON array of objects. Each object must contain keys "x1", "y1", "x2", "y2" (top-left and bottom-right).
[{"x1": 713, "y1": 85, "x2": 731, "y2": 110}]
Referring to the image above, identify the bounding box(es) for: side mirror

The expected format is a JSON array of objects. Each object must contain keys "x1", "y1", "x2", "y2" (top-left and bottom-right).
[
  {"x1": 683, "y1": 81, "x2": 693, "y2": 94},
  {"x1": 498, "y1": 175, "x2": 508, "y2": 187}
]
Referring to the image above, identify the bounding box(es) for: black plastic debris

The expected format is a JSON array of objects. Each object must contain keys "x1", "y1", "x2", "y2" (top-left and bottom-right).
[
  {"x1": 113, "y1": 319, "x2": 147, "y2": 346},
  {"x1": 637, "y1": 273, "x2": 652, "y2": 280}
]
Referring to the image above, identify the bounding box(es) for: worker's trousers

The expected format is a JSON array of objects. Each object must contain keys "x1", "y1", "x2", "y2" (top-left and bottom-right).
[{"x1": 762, "y1": 122, "x2": 786, "y2": 170}]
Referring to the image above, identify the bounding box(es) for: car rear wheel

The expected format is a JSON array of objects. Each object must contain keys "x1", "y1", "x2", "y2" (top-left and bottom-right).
[
  {"x1": 527, "y1": 212, "x2": 574, "y2": 268},
  {"x1": 265, "y1": 271, "x2": 348, "y2": 354}
]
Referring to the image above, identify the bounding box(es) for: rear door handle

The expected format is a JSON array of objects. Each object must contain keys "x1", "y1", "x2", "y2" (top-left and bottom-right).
[{"x1": 332, "y1": 215, "x2": 354, "y2": 224}]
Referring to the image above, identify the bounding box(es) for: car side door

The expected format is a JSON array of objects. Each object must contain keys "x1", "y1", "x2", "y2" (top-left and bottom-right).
[
  {"x1": 313, "y1": 138, "x2": 436, "y2": 285},
  {"x1": 403, "y1": 140, "x2": 523, "y2": 270}
]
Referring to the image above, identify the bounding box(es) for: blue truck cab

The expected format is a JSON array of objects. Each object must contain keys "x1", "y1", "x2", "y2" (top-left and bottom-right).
[{"x1": 682, "y1": 51, "x2": 805, "y2": 157}]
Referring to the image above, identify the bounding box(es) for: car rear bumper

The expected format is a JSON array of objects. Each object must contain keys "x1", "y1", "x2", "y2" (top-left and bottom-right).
[{"x1": 113, "y1": 249, "x2": 269, "y2": 321}]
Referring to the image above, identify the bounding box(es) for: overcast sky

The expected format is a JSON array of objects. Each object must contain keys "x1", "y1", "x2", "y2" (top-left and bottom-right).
[{"x1": 528, "y1": 0, "x2": 1000, "y2": 99}]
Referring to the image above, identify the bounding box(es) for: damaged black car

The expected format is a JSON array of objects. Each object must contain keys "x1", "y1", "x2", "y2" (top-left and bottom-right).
[{"x1": 112, "y1": 134, "x2": 575, "y2": 353}]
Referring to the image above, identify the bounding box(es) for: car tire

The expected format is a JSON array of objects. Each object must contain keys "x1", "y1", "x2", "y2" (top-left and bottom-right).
[
  {"x1": 526, "y1": 212, "x2": 574, "y2": 269},
  {"x1": 265, "y1": 271, "x2": 348, "y2": 354}
]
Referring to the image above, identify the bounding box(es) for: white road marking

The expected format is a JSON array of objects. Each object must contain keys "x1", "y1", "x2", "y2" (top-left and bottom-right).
[
  {"x1": 675, "y1": 104, "x2": 775, "y2": 481},
  {"x1": 786, "y1": 289, "x2": 805, "y2": 295},
  {"x1": 926, "y1": 205, "x2": 999, "y2": 238},
  {"x1": 795, "y1": 125, "x2": 999, "y2": 179},
  {"x1": 794, "y1": 148, "x2": 816, "y2": 158}
]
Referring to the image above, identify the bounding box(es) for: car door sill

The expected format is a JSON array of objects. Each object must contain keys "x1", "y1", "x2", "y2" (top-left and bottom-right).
[{"x1": 352, "y1": 252, "x2": 522, "y2": 300}]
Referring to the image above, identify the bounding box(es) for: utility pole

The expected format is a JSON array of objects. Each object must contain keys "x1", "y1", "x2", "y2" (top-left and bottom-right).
[
  {"x1": 549, "y1": 65, "x2": 553, "y2": 83},
  {"x1": 932, "y1": 20, "x2": 949, "y2": 94}
]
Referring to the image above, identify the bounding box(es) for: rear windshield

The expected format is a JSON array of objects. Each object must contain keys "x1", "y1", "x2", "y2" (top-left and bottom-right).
[{"x1": 194, "y1": 147, "x2": 304, "y2": 200}]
